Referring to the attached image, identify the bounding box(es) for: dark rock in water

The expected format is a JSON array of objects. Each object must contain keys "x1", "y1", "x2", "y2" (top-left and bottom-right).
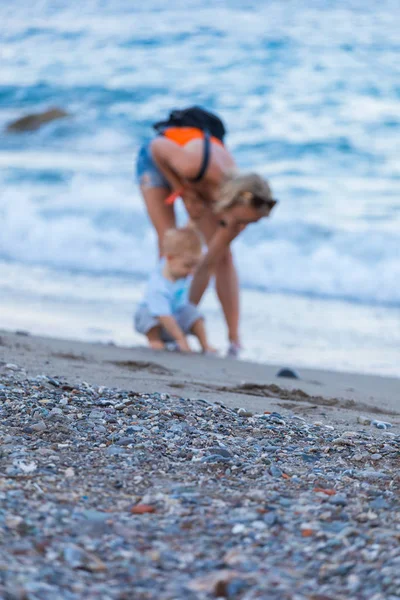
[
  {"x1": 276, "y1": 367, "x2": 299, "y2": 379},
  {"x1": 6, "y1": 108, "x2": 70, "y2": 133}
]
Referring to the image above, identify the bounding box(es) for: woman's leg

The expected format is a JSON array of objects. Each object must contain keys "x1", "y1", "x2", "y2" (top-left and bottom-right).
[
  {"x1": 194, "y1": 208, "x2": 240, "y2": 345},
  {"x1": 215, "y1": 248, "x2": 240, "y2": 345},
  {"x1": 140, "y1": 185, "x2": 176, "y2": 256}
]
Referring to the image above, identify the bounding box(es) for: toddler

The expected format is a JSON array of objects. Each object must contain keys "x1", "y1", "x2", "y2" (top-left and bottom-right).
[{"x1": 134, "y1": 227, "x2": 214, "y2": 353}]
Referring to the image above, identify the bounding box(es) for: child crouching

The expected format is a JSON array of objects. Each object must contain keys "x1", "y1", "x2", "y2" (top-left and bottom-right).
[{"x1": 134, "y1": 227, "x2": 214, "y2": 353}]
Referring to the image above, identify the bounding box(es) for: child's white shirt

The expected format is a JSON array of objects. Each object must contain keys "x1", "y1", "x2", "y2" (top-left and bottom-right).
[{"x1": 140, "y1": 261, "x2": 191, "y2": 317}]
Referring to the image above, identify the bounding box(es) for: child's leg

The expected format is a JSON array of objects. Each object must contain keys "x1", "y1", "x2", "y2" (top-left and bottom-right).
[
  {"x1": 146, "y1": 326, "x2": 165, "y2": 350},
  {"x1": 190, "y1": 318, "x2": 215, "y2": 353},
  {"x1": 175, "y1": 304, "x2": 216, "y2": 353},
  {"x1": 191, "y1": 318, "x2": 207, "y2": 350},
  {"x1": 135, "y1": 306, "x2": 165, "y2": 350}
]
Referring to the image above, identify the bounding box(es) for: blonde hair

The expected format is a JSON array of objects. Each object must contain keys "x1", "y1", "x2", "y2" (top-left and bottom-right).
[
  {"x1": 163, "y1": 226, "x2": 203, "y2": 257},
  {"x1": 215, "y1": 172, "x2": 276, "y2": 215}
]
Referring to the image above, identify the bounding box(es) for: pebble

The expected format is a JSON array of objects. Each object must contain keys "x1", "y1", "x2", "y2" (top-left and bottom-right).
[
  {"x1": 208, "y1": 446, "x2": 232, "y2": 458},
  {"x1": 232, "y1": 524, "x2": 247, "y2": 534},
  {"x1": 31, "y1": 420, "x2": 47, "y2": 432},
  {"x1": 237, "y1": 407, "x2": 253, "y2": 417},
  {"x1": 0, "y1": 366, "x2": 398, "y2": 599},
  {"x1": 369, "y1": 497, "x2": 390, "y2": 510},
  {"x1": 329, "y1": 494, "x2": 348, "y2": 506},
  {"x1": 373, "y1": 420, "x2": 393, "y2": 429},
  {"x1": 270, "y1": 465, "x2": 283, "y2": 477},
  {"x1": 358, "y1": 469, "x2": 391, "y2": 481},
  {"x1": 5, "y1": 363, "x2": 19, "y2": 370},
  {"x1": 357, "y1": 415, "x2": 372, "y2": 425},
  {"x1": 333, "y1": 436, "x2": 355, "y2": 446}
]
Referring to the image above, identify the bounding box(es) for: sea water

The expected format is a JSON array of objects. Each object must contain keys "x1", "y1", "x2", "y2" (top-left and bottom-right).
[{"x1": 0, "y1": 0, "x2": 399, "y2": 375}]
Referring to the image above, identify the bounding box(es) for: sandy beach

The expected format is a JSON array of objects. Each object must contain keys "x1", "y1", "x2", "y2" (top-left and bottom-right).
[
  {"x1": 2, "y1": 2, "x2": 399, "y2": 596},
  {"x1": 1, "y1": 329, "x2": 399, "y2": 430}
]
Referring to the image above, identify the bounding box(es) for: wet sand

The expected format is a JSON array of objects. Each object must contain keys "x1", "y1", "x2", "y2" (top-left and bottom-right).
[{"x1": 1, "y1": 329, "x2": 399, "y2": 431}]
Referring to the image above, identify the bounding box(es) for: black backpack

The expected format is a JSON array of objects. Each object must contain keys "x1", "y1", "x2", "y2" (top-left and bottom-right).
[{"x1": 153, "y1": 106, "x2": 226, "y2": 142}]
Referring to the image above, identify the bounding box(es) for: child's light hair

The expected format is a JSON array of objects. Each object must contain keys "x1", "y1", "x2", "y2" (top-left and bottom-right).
[
  {"x1": 163, "y1": 226, "x2": 203, "y2": 257},
  {"x1": 215, "y1": 172, "x2": 276, "y2": 215}
]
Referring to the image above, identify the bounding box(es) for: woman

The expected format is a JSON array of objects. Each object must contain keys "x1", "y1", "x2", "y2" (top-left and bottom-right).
[{"x1": 136, "y1": 108, "x2": 277, "y2": 356}]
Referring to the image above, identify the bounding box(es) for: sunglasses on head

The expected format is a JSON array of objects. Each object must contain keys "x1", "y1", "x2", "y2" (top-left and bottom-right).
[{"x1": 251, "y1": 195, "x2": 278, "y2": 210}]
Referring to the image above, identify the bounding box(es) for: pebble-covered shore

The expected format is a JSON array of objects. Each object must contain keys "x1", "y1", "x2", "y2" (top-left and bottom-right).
[{"x1": 0, "y1": 362, "x2": 399, "y2": 600}]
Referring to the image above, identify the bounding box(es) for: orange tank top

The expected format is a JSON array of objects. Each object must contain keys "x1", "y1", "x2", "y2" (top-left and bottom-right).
[
  {"x1": 162, "y1": 126, "x2": 224, "y2": 147},
  {"x1": 162, "y1": 127, "x2": 223, "y2": 205}
]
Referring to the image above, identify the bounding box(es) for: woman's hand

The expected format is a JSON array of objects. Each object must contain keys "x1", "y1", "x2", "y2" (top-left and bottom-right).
[{"x1": 189, "y1": 223, "x2": 238, "y2": 305}]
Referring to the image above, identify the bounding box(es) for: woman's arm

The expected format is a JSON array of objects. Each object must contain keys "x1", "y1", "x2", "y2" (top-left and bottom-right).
[{"x1": 189, "y1": 224, "x2": 238, "y2": 305}]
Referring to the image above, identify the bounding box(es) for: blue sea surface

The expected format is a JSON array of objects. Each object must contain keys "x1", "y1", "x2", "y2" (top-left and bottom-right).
[{"x1": 0, "y1": 0, "x2": 399, "y2": 374}]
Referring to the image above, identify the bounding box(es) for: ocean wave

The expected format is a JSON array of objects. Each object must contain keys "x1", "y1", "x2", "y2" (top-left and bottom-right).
[
  {"x1": 1, "y1": 181, "x2": 399, "y2": 306},
  {"x1": 1, "y1": 0, "x2": 399, "y2": 308}
]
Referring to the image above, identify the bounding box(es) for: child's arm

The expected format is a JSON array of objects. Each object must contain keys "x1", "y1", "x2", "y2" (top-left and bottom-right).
[{"x1": 158, "y1": 315, "x2": 191, "y2": 352}]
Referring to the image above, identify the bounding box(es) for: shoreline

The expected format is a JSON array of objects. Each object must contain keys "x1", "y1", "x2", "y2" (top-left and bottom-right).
[
  {"x1": 1, "y1": 328, "x2": 399, "y2": 432},
  {"x1": 1, "y1": 268, "x2": 399, "y2": 378}
]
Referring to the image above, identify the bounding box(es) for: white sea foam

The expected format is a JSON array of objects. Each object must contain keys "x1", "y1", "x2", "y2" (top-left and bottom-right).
[
  {"x1": 0, "y1": 0, "x2": 399, "y2": 309},
  {"x1": 1, "y1": 176, "x2": 399, "y2": 305}
]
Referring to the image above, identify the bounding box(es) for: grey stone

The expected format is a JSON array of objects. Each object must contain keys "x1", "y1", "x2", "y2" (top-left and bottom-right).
[
  {"x1": 238, "y1": 408, "x2": 253, "y2": 417},
  {"x1": 201, "y1": 454, "x2": 232, "y2": 464},
  {"x1": 357, "y1": 415, "x2": 372, "y2": 425},
  {"x1": 270, "y1": 465, "x2": 283, "y2": 477},
  {"x1": 372, "y1": 420, "x2": 393, "y2": 429},
  {"x1": 370, "y1": 453, "x2": 383, "y2": 460},
  {"x1": 369, "y1": 496, "x2": 390, "y2": 510},
  {"x1": 105, "y1": 446, "x2": 126, "y2": 456},
  {"x1": 357, "y1": 469, "x2": 391, "y2": 481},
  {"x1": 116, "y1": 437, "x2": 134, "y2": 446},
  {"x1": 329, "y1": 494, "x2": 348, "y2": 506},
  {"x1": 31, "y1": 420, "x2": 47, "y2": 432},
  {"x1": 209, "y1": 446, "x2": 232, "y2": 458}
]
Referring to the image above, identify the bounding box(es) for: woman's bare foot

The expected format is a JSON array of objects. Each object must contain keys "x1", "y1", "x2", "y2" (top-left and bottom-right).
[{"x1": 227, "y1": 341, "x2": 241, "y2": 358}]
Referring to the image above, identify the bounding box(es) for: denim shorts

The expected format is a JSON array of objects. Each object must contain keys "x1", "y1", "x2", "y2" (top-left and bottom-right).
[
  {"x1": 134, "y1": 303, "x2": 202, "y2": 341},
  {"x1": 136, "y1": 141, "x2": 171, "y2": 189}
]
